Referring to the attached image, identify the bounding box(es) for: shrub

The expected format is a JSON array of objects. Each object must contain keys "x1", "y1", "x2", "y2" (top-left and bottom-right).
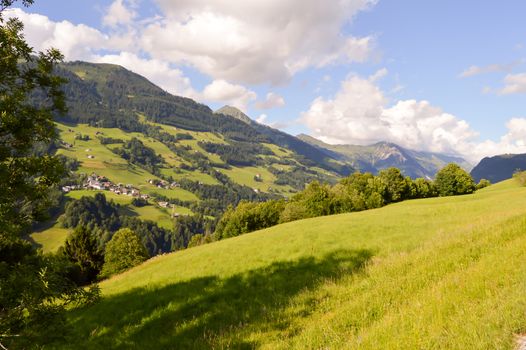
[{"x1": 476, "y1": 179, "x2": 491, "y2": 190}]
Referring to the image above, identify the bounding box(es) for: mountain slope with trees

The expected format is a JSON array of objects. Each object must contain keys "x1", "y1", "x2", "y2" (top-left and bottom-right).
[{"x1": 470, "y1": 153, "x2": 526, "y2": 183}]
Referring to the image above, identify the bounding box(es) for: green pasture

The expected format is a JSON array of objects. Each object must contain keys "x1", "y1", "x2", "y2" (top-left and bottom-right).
[{"x1": 52, "y1": 180, "x2": 526, "y2": 349}]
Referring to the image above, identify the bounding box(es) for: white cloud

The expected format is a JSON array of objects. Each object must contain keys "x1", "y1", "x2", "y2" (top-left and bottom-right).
[
  {"x1": 94, "y1": 52, "x2": 196, "y2": 97},
  {"x1": 498, "y1": 73, "x2": 526, "y2": 95},
  {"x1": 5, "y1": 8, "x2": 108, "y2": 61},
  {"x1": 302, "y1": 70, "x2": 526, "y2": 162},
  {"x1": 256, "y1": 114, "x2": 268, "y2": 124},
  {"x1": 103, "y1": 0, "x2": 137, "y2": 28},
  {"x1": 201, "y1": 80, "x2": 257, "y2": 112},
  {"x1": 459, "y1": 61, "x2": 523, "y2": 78},
  {"x1": 255, "y1": 92, "x2": 285, "y2": 110},
  {"x1": 141, "y1": 0, "x2": 376, "y2": 84},
  {"x1": 255, "y1": 113, "x2": 293, "y2": 129}
]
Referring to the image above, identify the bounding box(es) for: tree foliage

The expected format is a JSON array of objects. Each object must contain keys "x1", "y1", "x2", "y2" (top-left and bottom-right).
[
  {"x1": 101, "y1": 228, "x2": 149, "y2": 277},
  {"x1": 0, "y1": 2, "x2": 98, "y2": 346},
  {"x1": 61, "y1": 226, "x2": 104, "y2": 285},
  {"x1": 214, "y1": 200, "x2": 285, "y2": 239},
  {"x1": 213, "y1": 164, "x2": 472, "y2": 241},
  {"x1": 435, "y1": 163, "x2": 475, "y2": 196}
]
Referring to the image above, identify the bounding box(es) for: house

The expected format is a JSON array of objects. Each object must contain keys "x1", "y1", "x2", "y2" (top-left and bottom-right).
[
  {"x1": 158, "y1": 201, "x2": 169, "y2": 208},
  {"x1": 131, "y1": 189, "x2": 140, "y2": 196},
  {"x1": 88, "y1": 181, "x2": 102, "y2": 190},
  {"x1": 87, "y1": 155, "x2": 94, "y2": 159},
  {"x1": 140, "y1": 194, "x2": 150, "y2": 200}
]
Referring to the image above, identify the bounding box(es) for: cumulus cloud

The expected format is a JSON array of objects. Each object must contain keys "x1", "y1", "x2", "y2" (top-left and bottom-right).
[
  {"x1": 103, "y1": 0, "x2": 137, "y2": 28},
  {"x1": 201, "y1": 80, "x2": 257, "y2": 111},
  {"x1": 94, "y1": 52, "x2": 196, "y2": 97},
  {"x1": 498, "y1": 73, "x2": 526, "y2": 94},
  {"x1": 5, "y1": 8, "x2": 108, "y2": 60},
  {"x1": 7, "y1": 8, "x2": 264, "y2": 109},
  {"x1": 302, "y1": 70, "x2": 526, "y2": 162},
  {"x1": 141, "y1": 0, "x2": 376, "y2": 84},
  {"x1": 255, "y1": 92, "x2": 285, "y2": 110}
]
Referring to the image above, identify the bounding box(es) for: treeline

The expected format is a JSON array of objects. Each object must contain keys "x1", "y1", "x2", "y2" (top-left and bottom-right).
[
  {"x1": 112, "y1": 137, "x2": 164, "y2": 174},
  {"x1": 61, "y1": 193, "x2": 172, "y2": 255},
  {"x1": 213, "y1": 164, "x2": 490, "y2": 240},
  {"x1": 269, "y1": 165, "x2": 334, "y2": 191},
  {"x1": 198, "y1": 141, "x2": 273, "y2": 166}
]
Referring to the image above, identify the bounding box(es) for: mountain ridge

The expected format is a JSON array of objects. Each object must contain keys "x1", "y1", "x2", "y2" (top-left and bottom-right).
[
  {"x1": 470, "y1": 153, "x2": 526, "y2": 182},
  {"x1": 297, "y1": 133, "x2": 471, "y2": 179}
]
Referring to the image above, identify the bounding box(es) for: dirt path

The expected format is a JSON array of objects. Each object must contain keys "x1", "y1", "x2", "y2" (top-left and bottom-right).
[{"x1": 516, "y1": 335, "x2": 526, "y2": 350}]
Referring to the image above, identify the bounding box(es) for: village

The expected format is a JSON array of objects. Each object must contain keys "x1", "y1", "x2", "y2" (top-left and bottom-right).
[{"x1": 61, "y1": 173, "x2": 183, "y2": 211}]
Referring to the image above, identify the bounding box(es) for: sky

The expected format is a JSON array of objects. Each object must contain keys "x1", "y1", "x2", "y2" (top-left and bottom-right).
[{"x1": 7, "y1": 0, "x2": 526, "y2": 162}]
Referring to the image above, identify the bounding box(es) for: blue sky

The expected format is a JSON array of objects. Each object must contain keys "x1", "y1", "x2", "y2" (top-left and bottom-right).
[{"x1": 10, "y1": 0, "x2": 526, "y2": 161}]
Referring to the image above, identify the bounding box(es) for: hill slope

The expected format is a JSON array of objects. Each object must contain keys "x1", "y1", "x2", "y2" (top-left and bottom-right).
[
  {"x1": 298, "y1": 134, "x2": 471, "y2": 179},
  {"x1": 54, "y1": 179, "x2": 526, "y2": 349},
  {"x1": 471, "y1": 153, "x2": 526, "y2": 182}
]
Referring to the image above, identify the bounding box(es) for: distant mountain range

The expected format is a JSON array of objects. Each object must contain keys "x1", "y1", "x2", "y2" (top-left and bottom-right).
[
  {"x1": 297, "y1": 134, "x2": 471, "y2": 179},
  {"x1": 215, "y1": 106, "x2": 470, "y2": 179},
  {"x1": 470, "y1": 154, "x2": 526, "y2": 183}
]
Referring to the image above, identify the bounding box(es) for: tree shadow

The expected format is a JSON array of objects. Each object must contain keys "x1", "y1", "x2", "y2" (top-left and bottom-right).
[{"x1": 61, "y1": 249, "x2": 372, "y2": 349}]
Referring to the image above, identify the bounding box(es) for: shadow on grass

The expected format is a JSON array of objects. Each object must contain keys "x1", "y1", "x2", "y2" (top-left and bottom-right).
[{"x1": 61, "y1": 249, "x2": 373, "y2": 349}]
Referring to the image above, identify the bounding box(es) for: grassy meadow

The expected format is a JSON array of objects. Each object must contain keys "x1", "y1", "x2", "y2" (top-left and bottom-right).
[
  {"x1": 29, "y1": 222, "x2": 71, "y2": 253},
  {"x1": 50, "y1": 179, "x2": 526, "y2": 349}
]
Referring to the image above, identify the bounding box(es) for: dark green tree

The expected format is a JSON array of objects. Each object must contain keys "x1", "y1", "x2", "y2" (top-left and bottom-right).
[
  {"x1": 101, "y1": 228, "x2": 149, "y2": 277},
  {"x1": 378, "y1": 167, "x2": 409, "y2": 203},
  {"x1": 435, "y1": 163, "x2": 476, "y2": 196},
  {"x1": 62, "y1": 226, "x2": 104, "y2": 285},
  {"x1": 0, "y1": 2, "x2": 98, "y2": 347}
]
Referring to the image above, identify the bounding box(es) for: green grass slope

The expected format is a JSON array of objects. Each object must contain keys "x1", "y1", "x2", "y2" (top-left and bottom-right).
[{"x1": 55, "y1": 180, "x2": 526, "y2": 349}]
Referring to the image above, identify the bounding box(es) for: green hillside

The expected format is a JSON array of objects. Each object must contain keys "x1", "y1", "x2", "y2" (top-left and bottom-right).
[{"x1": 51, "y1": 179, "x2": 526, "y2": 349}]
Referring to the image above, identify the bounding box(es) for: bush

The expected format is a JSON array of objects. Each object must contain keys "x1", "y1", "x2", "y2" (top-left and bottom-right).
[
  {"x1": 215, "y1": 200, "x2": 285, "y2": 239},
  {"x1": 131, "y1": 197, "x2": 149, "y2": 207},
  {"x1": 435, "y1": 163, "x2": 475, "y2": 196},
  {"x1": 513, "y1": 171, "x2": 526, "y2": 186},
  {"x1": 101, "y1": 228, "x2": 149, "y2": 277},
  {"x1": 476, "y1": 179, "x2": 491, "y2": 190}
]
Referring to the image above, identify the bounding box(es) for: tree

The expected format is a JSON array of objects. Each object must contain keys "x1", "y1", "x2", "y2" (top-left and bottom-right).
[
  {"x1": 101, "y1": 228, "x2": 149, "y2": 277},
  {"x1": 435, "y1": 163, "x2": 476, "y2": 196},
  {"x1": 378, "y1": 167, "x2": 409, "y2": 203},
  {"x1": 0, "y1": 2, "x2": 98, "y2": 347},
  {"x1": 62, "y1": 226, "x2": 104, "y2": 285}
]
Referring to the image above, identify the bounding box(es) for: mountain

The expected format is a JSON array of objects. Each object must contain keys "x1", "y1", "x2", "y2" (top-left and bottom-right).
[
  {"x1": 297, "y1": 134, "x2": 471, "y2": 179},
  {"x1": 55, "y1": 62, "x2": 350, "y2": 177},
  {"x1": 470, "y1": 153, "x2": 526, "y2": 183},
  {"x1": 215, "y1": 105, "x2": 253, "y2": 124}
]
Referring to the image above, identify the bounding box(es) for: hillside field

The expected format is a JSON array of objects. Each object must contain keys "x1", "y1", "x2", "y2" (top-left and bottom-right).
[{"x1": 52, "y1": 179, "x2": 526, "y2": 349}]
